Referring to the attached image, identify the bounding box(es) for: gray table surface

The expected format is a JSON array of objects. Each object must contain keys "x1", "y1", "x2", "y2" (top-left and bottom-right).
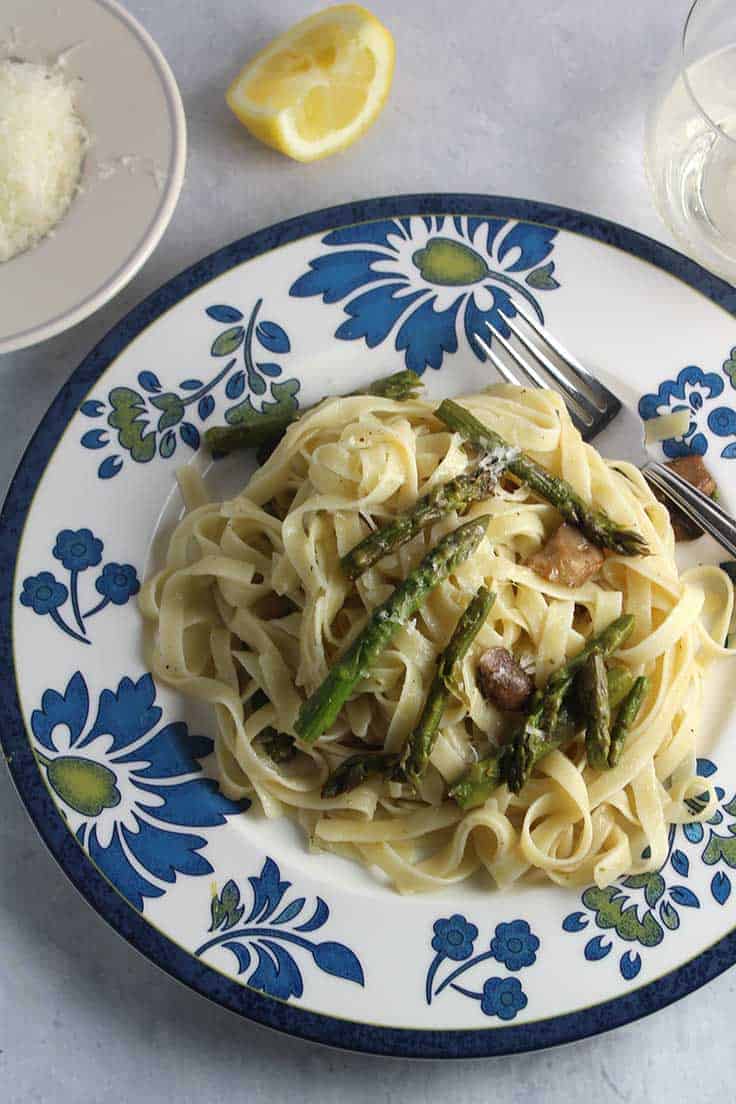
[{"x1": 2, "y1": 1, "x2": 734, "y2": 1100}]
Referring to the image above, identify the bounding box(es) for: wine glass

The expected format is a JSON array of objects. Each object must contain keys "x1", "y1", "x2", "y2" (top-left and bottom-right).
[{"x1": 646, "y1": 0, "x2": 736, "y2": 279}]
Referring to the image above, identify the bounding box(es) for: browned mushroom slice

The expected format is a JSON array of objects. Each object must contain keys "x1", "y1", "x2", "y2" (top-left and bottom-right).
[
  {"x1": 477, "y1": 647, "x2": 534, "y2": 711},
  {"x1": 527, "y1": 523, "x2": 605, "y2": 587}
]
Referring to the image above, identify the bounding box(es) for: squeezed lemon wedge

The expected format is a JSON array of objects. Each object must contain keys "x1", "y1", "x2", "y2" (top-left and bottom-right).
[{"x1": 226, "y1": 4, "x2": 395, "y2": 162}]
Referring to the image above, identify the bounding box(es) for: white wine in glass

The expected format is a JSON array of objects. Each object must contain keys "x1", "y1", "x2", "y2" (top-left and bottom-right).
[{"x1": 647, "y1": 0, "x2": 736, "y2": 279}]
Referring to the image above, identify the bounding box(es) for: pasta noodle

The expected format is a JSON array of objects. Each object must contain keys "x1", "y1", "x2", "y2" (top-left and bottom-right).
[{"x1": 139, "y1": 385, "x2": 735, "y2": 893}]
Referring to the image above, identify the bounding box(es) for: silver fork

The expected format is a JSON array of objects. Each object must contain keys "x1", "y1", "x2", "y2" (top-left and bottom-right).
[{"x1": 474, "y1": 309, "x2": 736, "y2": 558}]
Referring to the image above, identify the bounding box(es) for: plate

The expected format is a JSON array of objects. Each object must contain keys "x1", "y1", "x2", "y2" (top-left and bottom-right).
[
  {"x1": 0, "y1": 0, "x2": 186, "y2": 354},
  {"x1": 2, "y1": 195, "x2": 736, "y2": 1058}
]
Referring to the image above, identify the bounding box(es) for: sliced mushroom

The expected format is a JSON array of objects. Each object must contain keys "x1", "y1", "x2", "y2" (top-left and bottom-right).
[
  {"x1": 477, "y1": 647, "x2": 534, "y2": 711},
  {"x1": 527, "y1": 523, "x2": 605, "y2": 588}
]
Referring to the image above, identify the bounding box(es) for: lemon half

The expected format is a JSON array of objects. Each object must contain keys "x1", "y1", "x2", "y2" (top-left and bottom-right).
[{"x1": 226, "y1": 4, "x2": 395, "y2": 162}]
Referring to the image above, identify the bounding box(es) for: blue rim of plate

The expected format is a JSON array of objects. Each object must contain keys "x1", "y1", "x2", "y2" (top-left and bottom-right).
[{"x1": 3, "y1": 194, "x2": 736, "y2": 1058}]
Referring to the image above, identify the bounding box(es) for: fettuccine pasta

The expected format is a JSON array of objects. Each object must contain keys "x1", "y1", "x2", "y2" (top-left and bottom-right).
[{"x1": 140, "y1": 385, "x2": 735, "y2": 893}]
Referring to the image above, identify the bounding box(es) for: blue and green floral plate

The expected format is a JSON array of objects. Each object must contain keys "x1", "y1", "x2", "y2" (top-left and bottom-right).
[{"x1": 3, "y1": 195, "x2": 736, "y2": 1058}]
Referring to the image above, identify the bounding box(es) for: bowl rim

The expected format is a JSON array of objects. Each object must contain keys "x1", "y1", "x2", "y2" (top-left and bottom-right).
[{"x1": 0, "y1": 0, "x2": 187, "y2": 355}]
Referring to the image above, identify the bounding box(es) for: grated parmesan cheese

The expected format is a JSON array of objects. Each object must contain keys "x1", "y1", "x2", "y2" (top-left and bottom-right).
[
  {"x1": 477, "y1": 444, "x2": 519, "y2": 472},
  {"x1": 0, "y1": 59, "x2": 88, "y2": 262}
]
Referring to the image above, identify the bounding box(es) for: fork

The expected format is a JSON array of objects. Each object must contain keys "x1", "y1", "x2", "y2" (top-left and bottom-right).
[{"x1": 474, "y1": 310, "x2": 736, "y2": 558}]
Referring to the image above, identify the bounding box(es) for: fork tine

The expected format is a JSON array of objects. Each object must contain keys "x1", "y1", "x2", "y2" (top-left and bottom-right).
[
  {"x1": 473, "y1": 332, "x2": 524, "y2": 387},
  {"x1": 512, "y1": 303, "x2": 620, "y2": 415},
  {"x1": 489, "y1": 324, "x2": 553, "y2": 392},
  {"x1": 476, "y1": 329, "x2": 589, "y2": 437},
  {"x1": 500, "y1": 315, "x2": 602, "y2": 426}
]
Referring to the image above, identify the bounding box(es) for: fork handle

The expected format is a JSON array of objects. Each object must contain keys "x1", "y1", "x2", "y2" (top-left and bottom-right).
[{"x1": 643, "y1": 460, "x2": 736, "y2": 560}]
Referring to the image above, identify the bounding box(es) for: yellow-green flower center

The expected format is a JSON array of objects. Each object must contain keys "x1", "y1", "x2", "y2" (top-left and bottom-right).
[
  {"x1": 46, "y1": 755, "x2": 121, "y2": 817},
  {"x1": 412, "y1": 237, "x2": 489, "y2": 286}
]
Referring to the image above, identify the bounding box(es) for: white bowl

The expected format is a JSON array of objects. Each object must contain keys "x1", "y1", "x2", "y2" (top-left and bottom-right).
[{"x1": 0, "y1": 0, "x2": 186, "y2": 354}]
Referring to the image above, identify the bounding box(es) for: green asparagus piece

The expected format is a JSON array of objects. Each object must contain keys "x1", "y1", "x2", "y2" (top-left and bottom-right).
[
  {"x1": 436, "y1": 400, "x2": 648, "y2": 556},
  {"x1": 205, "y1": 412, "x2": 299, "y2": 454},
  {"x1": 608, "y1": 675, "x2": 648, "y2": 767},
  {"x1": 342, "y1": 469, "x2": 500, "y2": 579},
  {"x1": 539, "y1": 614, "x2": 635, "y2": 734},
  {"x1": 449, "y1": 713, "x2": 577, "y2": 810},
  {"x1": 607, "y1": 666, "x2": 634, "y2": 711},
  {"x1": 402, "y1": 587, "x2": 496, "y2": 785},
  {"x1": 448, "y1": 749, "x2": 507, "y2": 809},
  {"x1": 295, "y1": 516, "x2": 490, "y2": 743},
  {"x1": 509, "y1": 614, "x2": 634, "y2": 789},
  {"x1": 204, "y1": 370, "x2": 423, "y2": 455},
  {"x1": 449, "y1": 614, "x2": 636, "y2": 806},
  {"x1": 259, "y1": 729, "x2": 297, "y2": 764},
  {"x1": 363, "y1": 370, "x2": 424, "y2": 400},
  {"x1": 321, "y1": 751, "x2": 401, "y2": 798},
  {"x1": 579, "y1": 653, "x2": 611, "y2": 770}
]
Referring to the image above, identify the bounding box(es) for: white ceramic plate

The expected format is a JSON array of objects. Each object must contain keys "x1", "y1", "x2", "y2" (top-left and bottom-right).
[
  {"x1": 0, "y1": 0, "x2": 186, "y2": 354},
  {"x1": 3, "y1": 196, "x2": 736, "y2": 1057}
]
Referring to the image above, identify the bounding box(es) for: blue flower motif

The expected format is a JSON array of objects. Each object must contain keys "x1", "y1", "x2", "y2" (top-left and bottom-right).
[
  {"x1": 639, "y1": 365, "x2": 725, "y2": 459},
  {"x1": 431, "y1": 913, "x2": 478, "y2": 960},
  {"x1": 20, "y1": 529, "x2": 141, "y2": 644},
  {"x1": 53, "y1": 528, "x2": 103, "y2": 571},
  {"x1": 490, "y1": 919, "x2": 540, "y2": 971},
  {"x1": 480, "y1": 976, "x2": 528, "y2": 1020},
  {"x1": 31, "y1": 671, "x2": 249, "y2": 910},
  {"x1": 20, "y1": 572, "x2": 68, "y2": 614},
  {"x1": 94, "y1": 563, "x2": 140, "y2": 605},
  {"x1": 708, "y1": 406, "x2": 736, "y2": 437},
  {"x1": 290, "y1": 216, "x2": 560, "y2": 374}
]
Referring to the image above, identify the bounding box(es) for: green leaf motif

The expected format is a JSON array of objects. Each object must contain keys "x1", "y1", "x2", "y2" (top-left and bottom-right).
[
  {"x1": 722, "y1": 793, "x2": 736, "y2": 816},
  {"x1": 525, "y1": 262, "x2": 560, "y2": 290},
  {"x1": 659, "y1": 900, "x2": 680, "y2": 930},
  {"x1": 722, "y1": 346, "x2": 736, "y2": 389},
  {"x1": 212, "y1": 326, "x2": 245, "y2": 357},
  {"x1": 107, "y1": 387, "x2": 156, "y2": 463},
  {"x1": 262, "y1": 378, "x2": 300, "y2": 413},
  {"x1": 621, "y1": 873, "x2": 650, "y2": 889},
  {"x1": 210, "y1": 880, "x2": 245, "y2": 932},
  {"x1": 702, "y1": 826, "x2": 736, "y2": 868},
  {"x1": 151, "y1": 392, "x2": 186, "y2": 431},
  {"x1": 644, "y1": 873, "x2": 665, "y2": 908},
  {"x1": 581, "y1": 886, "x2": 664, "y2": 947},
  {"x1": 159, "y1": 430, "x2": 177, "y2": 459},
  {"x1": 225, "y1": 377, "x2": 300, "y2": 427}
]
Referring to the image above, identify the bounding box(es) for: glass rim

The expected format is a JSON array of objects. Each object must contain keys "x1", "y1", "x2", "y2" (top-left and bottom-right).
[{"x1": 681, "y1": 0, "x2": 736, "y2": 146}]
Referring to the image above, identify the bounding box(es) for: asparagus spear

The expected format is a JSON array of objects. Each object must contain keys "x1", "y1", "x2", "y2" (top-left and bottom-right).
[
  {"x1": 539, "y1": 614, "x2": 635, "y2": 734},
  {"x1": 321, "y1": 751, "x2": 401, "y2": 799},
  {"x1": 449, "y1": 614, "x2": 636, "y2": 806},
  {"x1": 342, "y1": 469, "x2": 500, "y2": 579},
  {"x1": 295, "y1": 516, "x2": 490, "y2": 743},
  {"x1": 448, "y1": 749, "x2": 507, "y2": 810},
  {"x1": 402, "y1": 586, "x2": 496, "y2": 786},
  {"x1": 608, "y1": 675, "x2": 648, "y2": 767},
  {"x1": 509, "y1": 614, "x2": 634, "y2": 789},
  {"x1": 579, "y1": 652, "x2": 611, "y2": 770},
  {"x1": 204, "y1": 370, "x2": 423, "y2": 455},
  {"x1": 449, "y1": 715, "x2": 577, "y2": 810},
  {"x1": 436, "y1": 400, "x2": 648, "y2": 556},
  {"x1": 607, "y1": 665, "x2": 634, "y2": 711}
]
